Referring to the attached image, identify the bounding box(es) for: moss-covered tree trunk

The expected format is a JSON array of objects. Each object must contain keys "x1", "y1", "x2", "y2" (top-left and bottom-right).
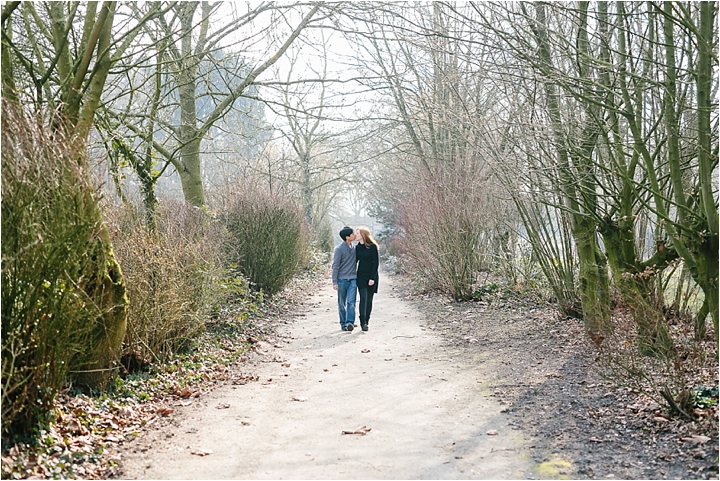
[
  {"x1": 76, "y1": 200, "x2": 128, "y2": 385},
  {"x1": 693, "y1": 1, "x2": 719, "y2": 336},
  {"x1": 530, "y1": 2, "x2": 610, "y2": 337},
  {"x1": 574, "y1": 218, "x2": 611, "y2": 336},
  {"x1": 66, "y1": 2, "x2": 128, "y2": 385},
  {"x1": 600, "y1": 216, "x2": 673, "y2": 356},
  {"x1": 0, "y1": 2, "x2": 19, "y2": 102}
]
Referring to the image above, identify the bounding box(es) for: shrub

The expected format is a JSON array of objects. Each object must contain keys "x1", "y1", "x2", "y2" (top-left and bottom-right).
[
  {"x1": 397, "y1": 163, "x2": 498, "y2": 300},
  {"x1": 106, "y1": 200, "x2": 227, "y2": 365},
  {"x1": 220, "y1": 187, "x2": 309, "y2": 295},
  {"x1": 1, "y1": 106, "x2": 105, "y2": 442},
  {"x1": 313, "y1": 219, "x2": 334, "y2": 253}
]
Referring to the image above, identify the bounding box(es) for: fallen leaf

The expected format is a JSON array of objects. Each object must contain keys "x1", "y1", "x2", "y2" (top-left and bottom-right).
[
  {"x1": 190, "y1": 449, "x2": 213, "y2": 456},
  {"x1": 66, "y1": 419, "x2": 85, "y2": 435},
  {"x1": 361, "y1": 349, "x2": 370, "y2": 353},
  {"x1": 589, "y1": 437, "x2": 603, "y2": 443},
  {"x1": 342, "y1": 426, "x2": 372, "y2": 435},
  {"x1": 117, "y1": 406, "x2": 134, "y2": 417},
  {"x1": 281, "y1": 362, "x2": 291, "y2": 367},
  {"x1": 216, "y1": 403, "x2": 230, "y2": 409},
  {"x1": 232, "y1": 374, "x2": 259, "y2": 385},
  {"x1": 681, "y1": 435, "x2": 711, "y2": 445},
  {"x1": 156, "y1": 407, "x2": 175, "y2": 417},
  {"x1": 291, "y1": 396, "x2": 308, "y2": 402},
  {"x1": 653, "y1": 416, "x2": 669, "y2": 423},
  {"x1": 486, "y1": 430, "x2": 499, "y2": 436},
  {"x1": 175, "y1": 387, "x2": 194, "y2": 398}
]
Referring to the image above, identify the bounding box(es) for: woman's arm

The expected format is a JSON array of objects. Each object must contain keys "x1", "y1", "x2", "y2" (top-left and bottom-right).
[{"x1": 372, "y1": 245, "x2": 379, "y2": 279}]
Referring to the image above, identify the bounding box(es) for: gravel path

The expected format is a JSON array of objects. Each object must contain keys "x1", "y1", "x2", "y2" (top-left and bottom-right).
[{"x1": 119, "y1": 272, "x2": 536, "y2": 479}]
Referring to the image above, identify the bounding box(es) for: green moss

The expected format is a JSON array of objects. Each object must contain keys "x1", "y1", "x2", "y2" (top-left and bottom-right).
[{"x1": 534, "y1": 455, "x2": 573, "y2": 479}]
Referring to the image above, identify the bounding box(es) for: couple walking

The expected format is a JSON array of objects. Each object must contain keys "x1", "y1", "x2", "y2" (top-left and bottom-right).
[{"x1": 331, "y1": 226, "x2": 379, "y2": 332}]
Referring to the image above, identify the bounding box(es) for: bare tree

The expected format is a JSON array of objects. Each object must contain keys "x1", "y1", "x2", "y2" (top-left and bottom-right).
[
  {"x1": 339, "y1": 3, "x2": 513, "y2": 299},
  {"x1": 104, "y1": 2, "x2": 322, "y2": 207},
  {"x1": 459, "y1": 2, "x2": 717, "y2": 346}
]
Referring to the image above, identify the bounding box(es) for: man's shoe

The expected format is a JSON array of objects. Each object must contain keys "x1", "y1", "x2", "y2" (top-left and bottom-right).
[{"x1": 346, "y1": 324, "x2": 354, "y2": 332}]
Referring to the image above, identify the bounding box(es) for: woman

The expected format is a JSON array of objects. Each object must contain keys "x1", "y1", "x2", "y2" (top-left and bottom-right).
[{"x1": 355, "y1": 227, "x2": 379, "y2": 332}]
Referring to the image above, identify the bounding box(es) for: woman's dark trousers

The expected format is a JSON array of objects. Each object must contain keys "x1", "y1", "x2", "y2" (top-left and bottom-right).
[{"x1": 358, "y1": 287, "x2": 374, "y2": 330}]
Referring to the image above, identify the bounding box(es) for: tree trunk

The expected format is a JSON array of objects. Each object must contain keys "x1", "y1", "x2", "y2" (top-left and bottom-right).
[
  {"x1": 575, "y1": 217, "x2": 611, "y2": 337},
  {"x1": 0, "y1": 4, "x2": 18, "y2": 103},
  {"x1": 178, "y1": 136, "x2": 205, "y2": 207},
  {"x1": 531, "y1": 2, "x2": 610, "y2": 337},
  {"x1": 72, "y1": 2, "x2": 128, "y2": 385},
  {"x1": 174, "y1": 3, "x2": 206, "y2": 207},
  {"x1": 600, "y1": 217, "x2": 673, "y2": 355},
  {"x1": 694, "y1": 1, "x2": 719, "y2": 336}
]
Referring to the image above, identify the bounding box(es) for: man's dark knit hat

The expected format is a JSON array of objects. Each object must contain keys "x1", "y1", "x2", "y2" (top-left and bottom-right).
[{"x1": 339, "y1": 226, "x2": 353, "y2": 240}]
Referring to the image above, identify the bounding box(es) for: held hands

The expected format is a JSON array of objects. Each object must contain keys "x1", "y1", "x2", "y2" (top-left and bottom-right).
[{"x1": 333, "y1": 284, "x2": 338, "y2": 290}]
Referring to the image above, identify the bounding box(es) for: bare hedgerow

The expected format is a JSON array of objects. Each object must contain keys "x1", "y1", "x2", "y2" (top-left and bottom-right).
[
  {"x1": 1, "y1": 104, "x2": 106, "y2": 442},
  {"x1": 105, "y1": 200, "x2": 228, "y2": 366}
]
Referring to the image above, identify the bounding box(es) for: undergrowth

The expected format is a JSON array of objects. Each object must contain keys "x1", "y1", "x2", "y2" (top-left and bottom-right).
[{"x1": 0, "y1": 253, "x2": 328, "y2": 480}]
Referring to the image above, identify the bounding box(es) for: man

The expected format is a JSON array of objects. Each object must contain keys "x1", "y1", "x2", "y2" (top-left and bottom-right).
[{"x1": 332, "y1": 226, "x2": 357, "y2": 331}]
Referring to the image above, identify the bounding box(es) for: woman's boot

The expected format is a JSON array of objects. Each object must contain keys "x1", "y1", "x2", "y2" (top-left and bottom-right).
[{"x1": 361, "y1": 315, "x2": 368, "y2": 331}]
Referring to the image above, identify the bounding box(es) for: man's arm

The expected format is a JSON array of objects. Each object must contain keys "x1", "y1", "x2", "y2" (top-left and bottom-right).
[{"x1": 331, "y1": 246, "x2": 340, "y2": 286}]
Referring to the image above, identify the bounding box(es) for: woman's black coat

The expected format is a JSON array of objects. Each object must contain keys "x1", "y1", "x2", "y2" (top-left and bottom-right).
[{"x1": 356, "y1": 242, "x2": 379, "y2": 293}]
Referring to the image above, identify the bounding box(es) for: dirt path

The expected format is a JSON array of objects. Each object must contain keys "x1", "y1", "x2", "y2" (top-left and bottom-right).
[{"x1": 120, "y1": 272, "x2": 536, "y2": 479}]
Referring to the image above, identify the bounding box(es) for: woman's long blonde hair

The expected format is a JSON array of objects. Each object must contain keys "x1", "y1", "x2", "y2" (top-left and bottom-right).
[{"x1": 357, "y1": 227, "x2": 378, "y2": 248}]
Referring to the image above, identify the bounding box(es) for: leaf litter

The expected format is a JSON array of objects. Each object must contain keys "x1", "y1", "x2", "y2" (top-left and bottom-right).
[{"x1": 396, "y1": 275, "x2": 718, "y2": 480}]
